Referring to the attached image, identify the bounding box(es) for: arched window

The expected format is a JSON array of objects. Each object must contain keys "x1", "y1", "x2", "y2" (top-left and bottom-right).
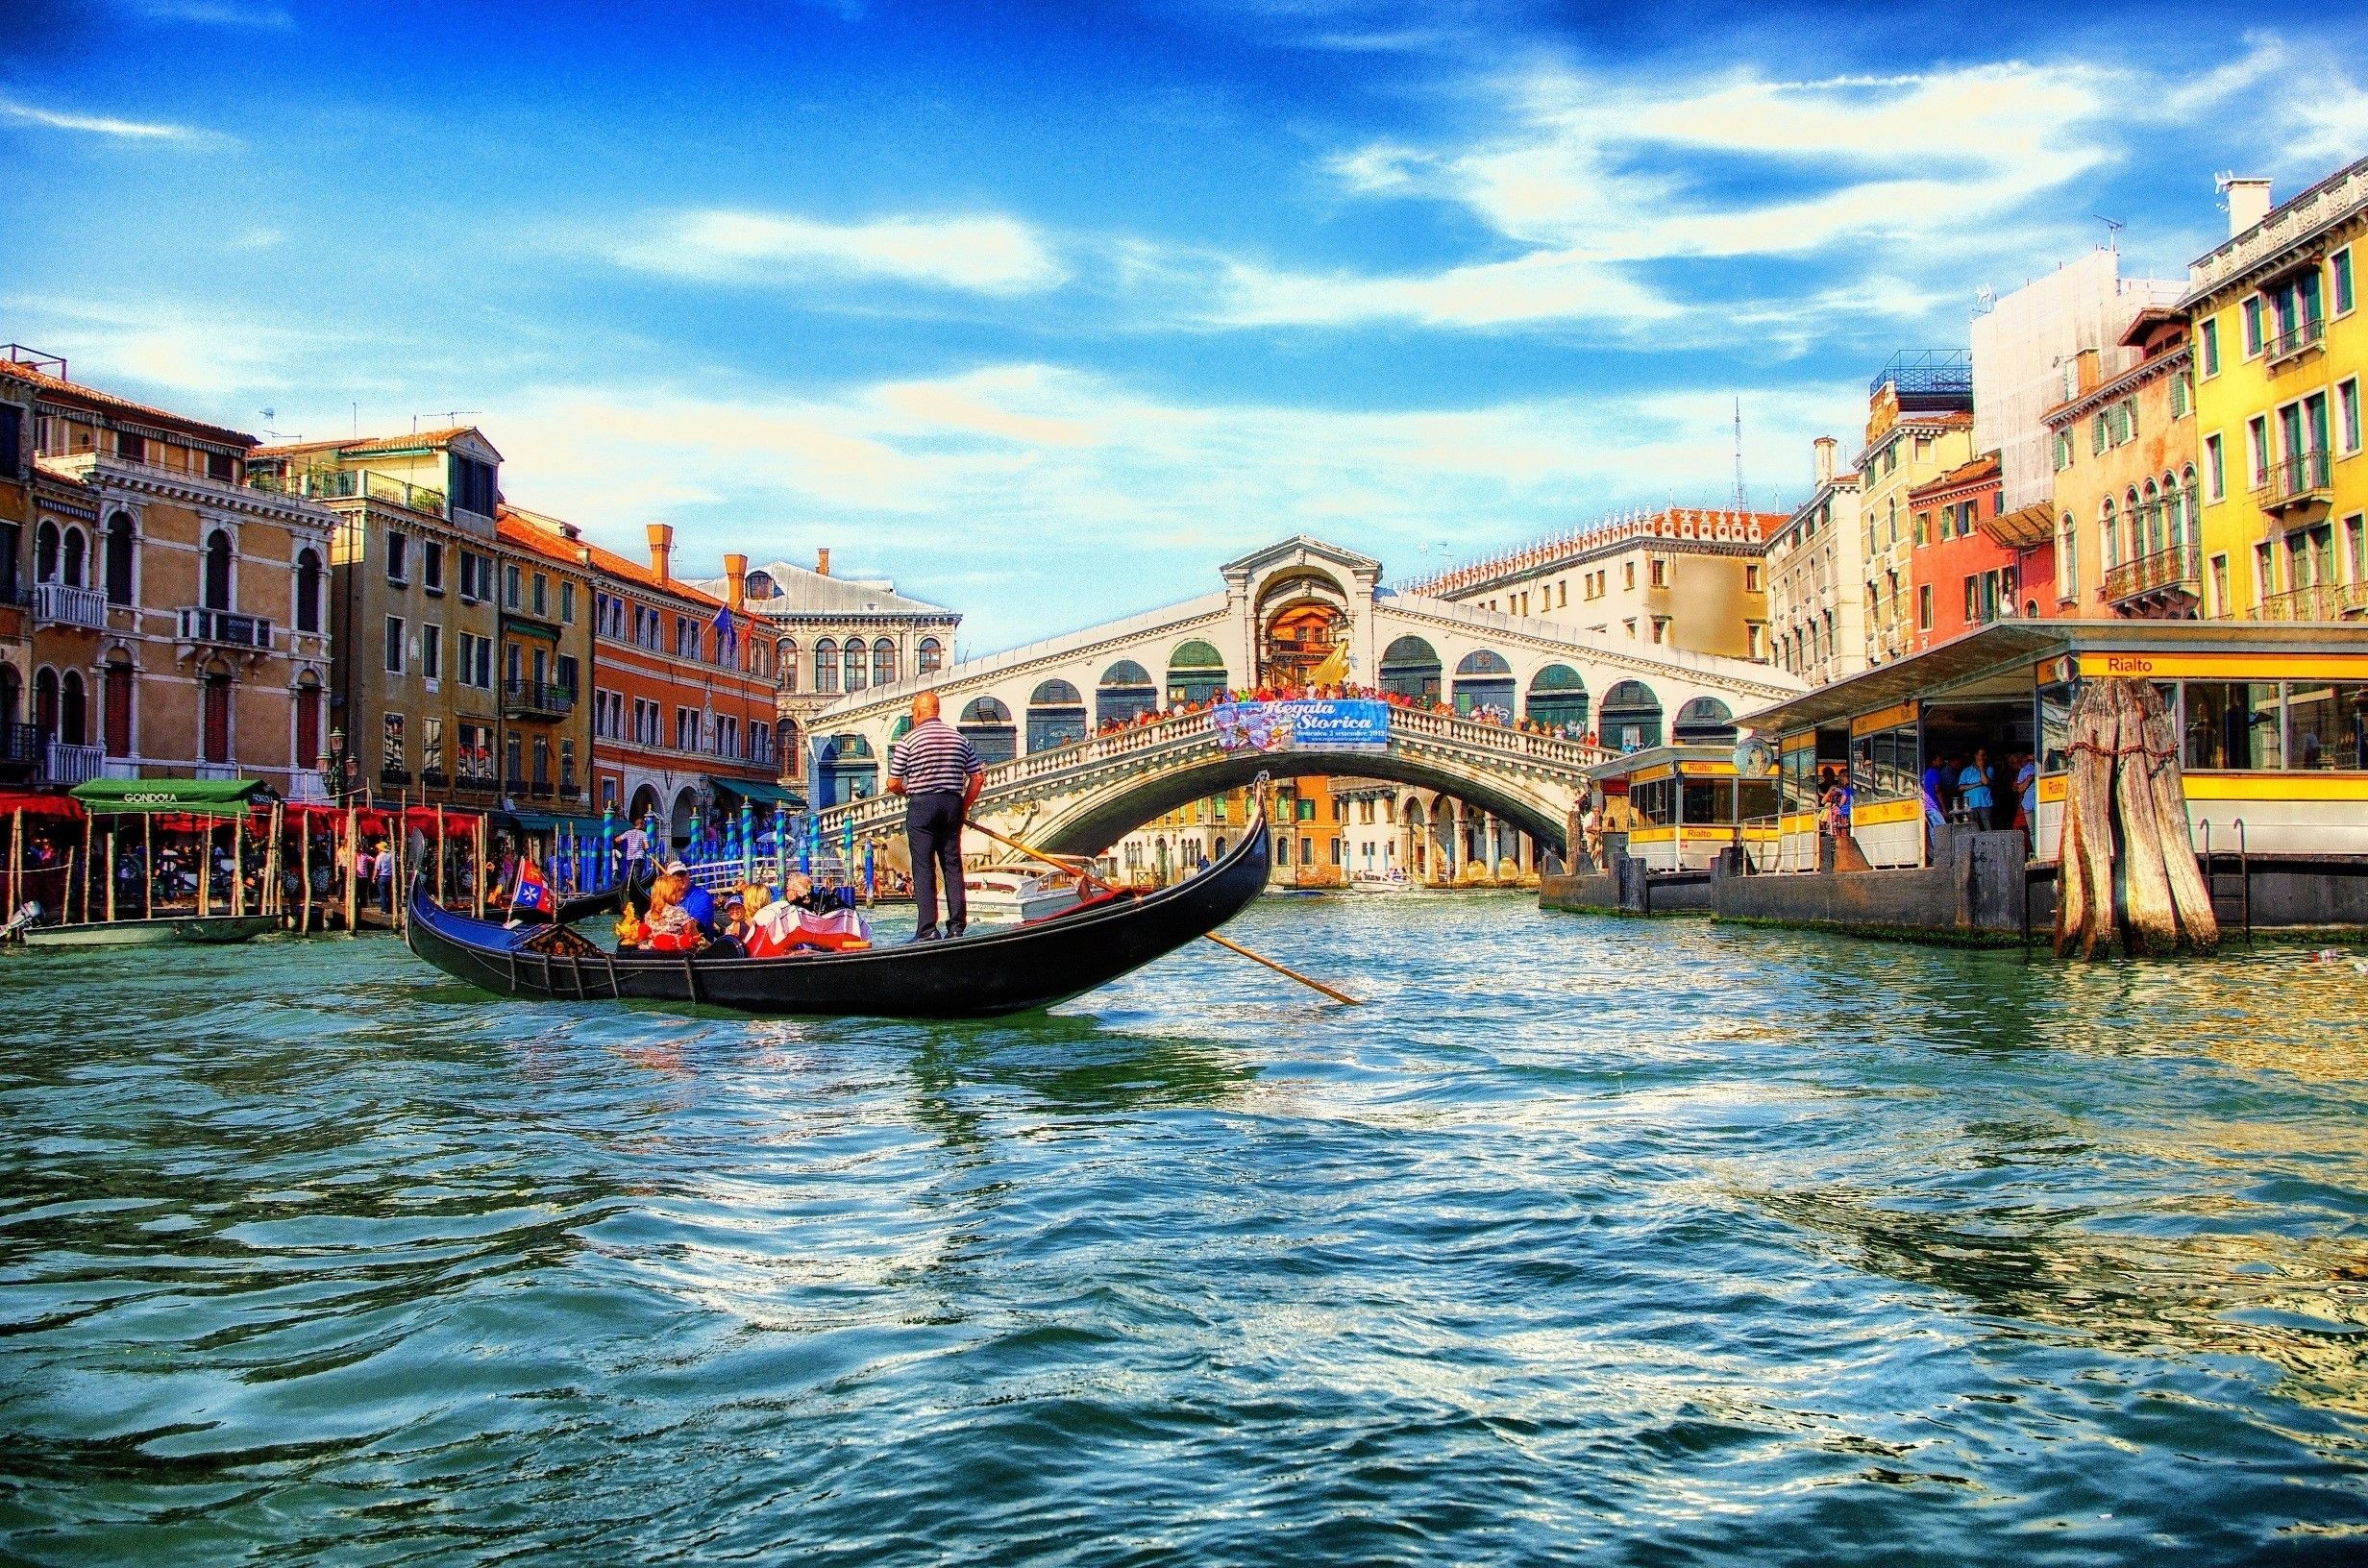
[
  {"x1": 105, "y1": 512, "x2": 135, "y2": 605},
  {"x1": 777, "y1": 639, "x2": 799, "y2": 693},
  {"x1": 873, "y1": 637, "x2": 896, "y2": 688},
  {"x1": 294, "y1": 675, "x2": 321, "y2": 771},
  {"x1": 294, "y1": 547, "x2": 321, "y2": 633},
  {"x1": 59, "y1": 669, "x2": 86, "y2": 747},
  {"x1": 1525, "y1": 664, "x2": 1589, "y2": 733},
  {"x1": 1451, "y1": 649, "x2": 1515, "y2": 723},
  {"x1": 1026, "y1": 678, "x2": 1087, "y2": 752},
  {"x1": 34, "y1": 667, "x2": 60, "y2": 741},
  {"x1": 2141, "y1": 478, "x2": 2162, "y2": 558},
  {"x1": 1380, "y1": 635, "x2": 1443, "y2": 703},
  {"x1": 62, "y1": 526, "x2": 86, "y2": 589},
  {"x1": 2099, "y1": 499, "x2": 2119, "y2": 572},
  {"x1": 918, "y1": 637, "x2": 944, "y2": 676},
  {"x1": 104, "y1": 654, "x2": 134, "y2": 757},
  {"x1": 841, "y1": 639, "x2": 867, "y2": 693},
  {"x1": 1598, "y1": 680, "x2": 1663, "y2": 751},
  {"x1": 1096, "y1": 659, "x2": 1156, "y2": 726},
  {"x1": 958, "y1": 695, "x2": 1018, "y2": 765},
  {"x1": 35, "y1": 521, "x2": 60, "y2": 584},
  {"x1": 1672, "y1": 696, "x2": 1736, "y2": 745},
  {"x1": 2058, "y1": 512, "x2": 2079, "y2": 600},
  {"x1": 0, "y1": 663, "x2": 19, "y2": 730},
  {"x1": 2124, "y1": 487, "x2": 2142, "y2": 566},
  {"x1": 813, "y1": 638, "x2": 839, "y2": 695},
  {"x1": 1165, "y1": 639, "x2": 1226, "y2": 704},
  {"x1": 204, "y1": 528, "x2": 234, "y2": 611}
]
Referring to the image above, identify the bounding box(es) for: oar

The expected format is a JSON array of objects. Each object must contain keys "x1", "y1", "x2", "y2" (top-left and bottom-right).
[{"x1": 962, "y1": 816, "x2": 1362, "y2": 1006}]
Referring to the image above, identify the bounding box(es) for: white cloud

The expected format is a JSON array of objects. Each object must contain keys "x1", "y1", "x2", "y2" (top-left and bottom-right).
[
  {"x1": 0, "y1": 96, "x2": 224, "y2": 145},
  {"x1": 135, "y1": 1, "x2": 294, "y2": 28},
  {"x1": 613, "y1": 208, "x2": 1068, "y2": 296}
]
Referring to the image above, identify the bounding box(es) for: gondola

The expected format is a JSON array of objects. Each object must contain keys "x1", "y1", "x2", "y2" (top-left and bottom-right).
[{"x1": 402, "y1": 807, "x2": 1271, "y2": 1018}]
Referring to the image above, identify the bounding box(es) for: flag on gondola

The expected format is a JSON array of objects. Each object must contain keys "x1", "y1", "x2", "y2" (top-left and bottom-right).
[{"x1": 512, "y1": 858, "x2": 552, "y2": 913}]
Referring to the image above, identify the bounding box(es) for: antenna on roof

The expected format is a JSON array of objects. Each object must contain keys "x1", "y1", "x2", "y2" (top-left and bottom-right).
[
  {"x1": 1730, "y1": 398, "x2": 1749, "y2": 512},
  {"x1": 2093, "y1": 212, "x2": 2124, "y2": 249}
]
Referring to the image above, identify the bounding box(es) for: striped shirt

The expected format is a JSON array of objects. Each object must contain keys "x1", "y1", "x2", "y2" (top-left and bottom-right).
[{"x1": 888, "y1": 718, "x2": 983, "y2": 796}]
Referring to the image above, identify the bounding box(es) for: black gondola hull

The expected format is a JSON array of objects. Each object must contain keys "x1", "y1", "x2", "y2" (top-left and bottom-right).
[{"x1": 402, "y1": 814, "x2": 1270, "y2": 1018}]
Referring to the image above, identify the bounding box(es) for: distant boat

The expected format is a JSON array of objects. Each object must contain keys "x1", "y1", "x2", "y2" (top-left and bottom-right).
[
  {"x1": 9, "y1": 913, "x2": 279, "y2": 948},
  {"x1": 1348, "y1": 872, "x2": 1417, "y2": 894},
  {"x1": 963, "y1": 867, "x2": 1084, "y2": 924}
]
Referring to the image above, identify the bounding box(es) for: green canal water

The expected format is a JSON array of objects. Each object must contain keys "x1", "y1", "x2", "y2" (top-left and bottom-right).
[{"x1": 4, "y1": 895, "x2": 2367, "y2": 1564}]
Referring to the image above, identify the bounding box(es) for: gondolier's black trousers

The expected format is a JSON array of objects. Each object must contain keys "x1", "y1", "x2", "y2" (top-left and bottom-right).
[{"x1": 907, "y1": 790, "x2": 967, "y2": 938}]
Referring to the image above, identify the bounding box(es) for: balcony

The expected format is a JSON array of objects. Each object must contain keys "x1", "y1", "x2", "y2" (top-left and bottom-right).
[
  {"x1": 2259, "y1": 581, "x2": 2368, "y2": 622},
  {"x1": 2264, "y1": 313, "x2": 2327, "y2": 368},
  {"x1": 251, "y1": 465, "x2": 447, "y2": 519},
  {"x1": 194, "y1": 762, "x2": 240, "y2": 782},
  {"x1": 179, "y1": 606, "x2": 275, "y2": 650},
  {"x1": 2105, "y1": 542, "x2": 2203, "y2": 609},
  {"x1": 2264, "y1": 450, "x2": 2332, "y2": 514},
  {"x1": 34, "y1": 581, "x2": 107, "y2": 630},
  {"x1": 44, "y1": 741, "x2": 104, "y2": 786},
  {"x1": 502, "y1": 678, "x2": 576, "y2": 720},
  {"x1": 381, "y1": 766, "x2": 412, "y2": 787}
]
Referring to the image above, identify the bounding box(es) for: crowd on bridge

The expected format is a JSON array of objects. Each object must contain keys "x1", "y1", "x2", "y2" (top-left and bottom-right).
[{"x1": 1086, "y1": 682, "x2": 1599, "y2": 747}]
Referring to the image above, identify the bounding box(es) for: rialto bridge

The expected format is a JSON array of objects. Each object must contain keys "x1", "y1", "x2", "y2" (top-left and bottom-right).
[{"x1": 804, "y1": 537, "x2": 1801, "y2": 860}]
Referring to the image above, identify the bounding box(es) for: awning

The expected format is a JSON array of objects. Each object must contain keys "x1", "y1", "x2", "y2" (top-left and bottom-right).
[
  {"x1": 708, "y1": 777, "x2": 806, "y2": 811},
  {"x1": 70, "y1": 777, "x2": 261, "y2": 816},
  {"x1": 0, "y1": 790, "x2": 86, "y2": 827},
  {"x1": 510, "y1": 810, "x2": 605, "y2": 835}
]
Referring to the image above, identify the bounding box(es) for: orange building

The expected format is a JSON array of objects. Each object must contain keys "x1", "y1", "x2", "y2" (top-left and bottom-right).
[
  {"x1": 530, "y1": 519, "x2": 787, "y2": 845},
  {"x1": 1904, "y1": 453, "x2": 2058, "y2": 653}
]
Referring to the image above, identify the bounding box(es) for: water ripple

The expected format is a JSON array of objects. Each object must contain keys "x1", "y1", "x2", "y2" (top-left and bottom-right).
[{"x1": 3, "y1": 900, "x2": 2366, "y2": 1563}]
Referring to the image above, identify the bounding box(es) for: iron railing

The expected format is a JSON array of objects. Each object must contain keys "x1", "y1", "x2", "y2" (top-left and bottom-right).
[
  {"x1": 502, "y1": 679, "x2": 577, "y2": 719},
  {"x1": 250, "y1": 465, "x2": 447, "y2": 518},
  {"x1": 2264, "y1": 313, "x2": 2327, "y2": 363},
  {"x1": 178, "y1": 606, "x2": 274, "y2": 649},
  {"x1": 0, "y1": 723, "x2": 38, "y2": 770},
  {"x1": 2105, "y1": 542, "x2": 2204, "y2": 605},
  {"x1": 2266, "y1": 449, "x2": 2332, "y2": 506},
  {"x1": 2259, "y1": 581, "x2": 2368, "y2": 621}
]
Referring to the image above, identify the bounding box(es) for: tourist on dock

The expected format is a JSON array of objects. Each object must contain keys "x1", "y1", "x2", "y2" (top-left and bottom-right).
[
  {"x1": 2014, "y1": 751, "x2": 2038, "y2": 837},
  {"x1": 886, "y1": 688, "x2": 985, "y2": 943},
  {"x1": 1958, "y1": 750, "x2": 1993, "y2": 828}
]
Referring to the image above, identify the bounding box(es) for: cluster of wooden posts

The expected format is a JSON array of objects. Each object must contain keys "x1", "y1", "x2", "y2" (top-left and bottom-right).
[{"x1": 2056, "y1": 677, "x2": 2220, "y2": 957}]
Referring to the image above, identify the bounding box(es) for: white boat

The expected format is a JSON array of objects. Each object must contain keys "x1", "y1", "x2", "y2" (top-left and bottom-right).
[
  {"x1": 961, "y1": 867, "x2": 1085, "y2": 924},
  {"x1": 1349, "y1": 872, "x2": 1417, "y2": 894}
]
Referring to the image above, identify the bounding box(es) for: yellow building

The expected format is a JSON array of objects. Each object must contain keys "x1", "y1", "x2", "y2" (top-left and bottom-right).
[
  {"x1": 2186, "y1": 160, "x2": 2368, "y2": 621},
  {"x1": 1855, "y1": 352, "x2": 1976, "y2": 667}
]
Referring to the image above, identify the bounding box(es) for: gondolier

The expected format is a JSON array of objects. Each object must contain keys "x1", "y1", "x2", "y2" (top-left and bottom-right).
[{"x1": 886, "y1": 690, "x2": 984, "y2": 942}]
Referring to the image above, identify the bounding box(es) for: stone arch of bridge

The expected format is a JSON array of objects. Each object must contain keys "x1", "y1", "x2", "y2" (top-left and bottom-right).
[{"x1": 1012, "y1": 745, "x2": 1573, "y2": 859}]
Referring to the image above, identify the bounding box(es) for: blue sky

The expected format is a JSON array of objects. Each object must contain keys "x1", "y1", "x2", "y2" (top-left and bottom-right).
[{"x1": 5, "y1": 1, "x2": 2366, "y2": 652}]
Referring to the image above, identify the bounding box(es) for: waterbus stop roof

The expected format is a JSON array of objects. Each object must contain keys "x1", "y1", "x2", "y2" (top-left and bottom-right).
[{"x1": 1737, "y1": 620, "x2": 2368, "y2": 739}]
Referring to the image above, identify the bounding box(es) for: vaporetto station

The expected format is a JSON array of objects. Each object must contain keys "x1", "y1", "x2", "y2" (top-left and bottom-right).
[{"x1": 805, "y1": 537, "x2": 1801, "y2": 862}]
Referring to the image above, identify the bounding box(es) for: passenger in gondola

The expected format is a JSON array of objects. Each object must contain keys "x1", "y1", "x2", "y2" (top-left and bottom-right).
[{"x1": 639, "y1": 863, "x2": 705, "y2": 951}]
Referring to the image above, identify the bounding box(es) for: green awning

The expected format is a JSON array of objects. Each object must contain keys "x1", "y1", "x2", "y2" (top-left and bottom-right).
[
  {"x1": 510, "y1": 810, "x2": 605, "y2": 835},
  {"x1": 70, "y1": 777, "x2": 261, "y2": 815},
  {"x1": 708, "y1": 777, "x2": 806, "y2": 811}
]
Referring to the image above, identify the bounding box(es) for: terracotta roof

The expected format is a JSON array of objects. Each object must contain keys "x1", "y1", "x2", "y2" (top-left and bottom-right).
[
  {"x1": 0, "y1": 358, "x2": 257, "y2": 448},
  {"x1": 495, "y1": 506, "x2": 737, "y2": 615},
  {"x1": 494, "y1": 508, "x2": 586, "y2": 568},
  {"x1": 1907, "y1": 452, "x2": 2002, "y2": 502},
  {"x1": 253, "y1": 426, "x2": 499, "y2": 461}
]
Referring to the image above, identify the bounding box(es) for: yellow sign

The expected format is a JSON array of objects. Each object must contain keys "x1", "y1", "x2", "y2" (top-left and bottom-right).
[
  {"x1": 2080, "y1": 651, "x2": 2368, "y2": 680},
  {"x1": 1851, "y1": 699, "x2": 1918, "y2": 738},
  {"x1": 1853, "y1": 797, "x2": 1921, "y2": 827},
  {"x1": 1781, "y1": 731, "x2": 1818, "y2": 754}
]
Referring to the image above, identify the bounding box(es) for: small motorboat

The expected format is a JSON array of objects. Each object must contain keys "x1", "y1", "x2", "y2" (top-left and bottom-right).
[
  {"x1": 402, "y1": 806, "x2": 1272, "y2": 1019},
  {"x1": 1348, "y1": 872, "x2": 1416, "y2": 894},
  {"x1": 962, "y1": 866, "x2": 1084, "y2": 924}
]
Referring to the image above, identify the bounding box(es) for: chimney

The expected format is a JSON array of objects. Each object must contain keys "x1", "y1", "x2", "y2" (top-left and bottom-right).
[
  {"x1": 815, "y1": 547, "x2": 831, "y2": 577},
  {"x1": 2070, "y1": 346, "x2": 2103, "y2": 395},
  {"x1": 646, "y1": 523, "x2": 674, "y2": 584},
  {"x1": 723, "y1": 551, "x2": 748, "y2": 612},
  {"x1": 2221, "y1": 176, "x2": 2272, "y2": 237},
  {"x1": 1813, "y1": 435, "x2": 1837, "y2": 484}
]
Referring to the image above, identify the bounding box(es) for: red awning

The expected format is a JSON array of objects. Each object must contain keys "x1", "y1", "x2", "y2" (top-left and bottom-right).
[{"x1": 0, "y1": 791, "x2": 88, "y2": 827}]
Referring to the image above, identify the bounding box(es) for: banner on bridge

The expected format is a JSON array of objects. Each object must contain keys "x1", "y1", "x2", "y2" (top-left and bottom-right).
[{"x1": 1212, "y1": 698, "x2": 1390, "y2": 753}]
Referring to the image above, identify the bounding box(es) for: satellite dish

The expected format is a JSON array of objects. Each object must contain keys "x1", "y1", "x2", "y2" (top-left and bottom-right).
[{"x1": 1732, "y1": 737, "x2": 1774, "y2": 776}]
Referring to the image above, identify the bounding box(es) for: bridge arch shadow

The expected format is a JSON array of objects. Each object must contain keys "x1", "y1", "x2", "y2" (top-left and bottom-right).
[{"x1": 1023, "y1": 747, "x2": 1571, "y2": 858}]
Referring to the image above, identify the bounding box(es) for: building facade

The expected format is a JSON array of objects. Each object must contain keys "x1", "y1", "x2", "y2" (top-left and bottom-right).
[
  {"x1": 689, "y1": 549, "x2": 960, "y2": 801},
  {"x1": 491, "y1": 509, "x2": 597, "y2": 815},
  {"x1": 1766, "y1": 435, "x2": 1865, "y2": 688},
  {"x1": 1857, "y1": 353, "x2": 1977, "y2": 667},
  {"x1": 4, "y1": 349, "x2": 334, "y2": 797},
  {"x1": 249, "y1": 427, "x2": 519, "y2": 809},
  {"x1": 2042, "y1": 309, "x2": 2201, "y2": 617},
  {"x1": 1903, "y1": 453, "x2": 2041, "y2": 655},
  {"x1": 2185, "y1": 160, "x2": 2368, "y2": 622},
  {"x1": 569, "y1": 522, "x2": 782, "y2": 842},
  {"x1": 1406, "y1": 507, "x2": 1781, "y2": 664}
]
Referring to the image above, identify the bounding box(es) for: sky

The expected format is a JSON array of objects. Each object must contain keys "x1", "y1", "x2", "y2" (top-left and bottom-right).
[{"x1": 5, "y1": 0, "x2": 2366, "y2": 654}]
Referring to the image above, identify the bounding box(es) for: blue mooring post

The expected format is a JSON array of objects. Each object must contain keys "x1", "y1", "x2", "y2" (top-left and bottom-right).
[
  {"x1": 740, "y1": 801, "x2": 755, "y2": 886},
  {"x1": 599, "y1": 807, "x2": 615, "y2": 891},
  {"x1": 772, "y1": 803, "x2": 788, "y2": 884}
]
